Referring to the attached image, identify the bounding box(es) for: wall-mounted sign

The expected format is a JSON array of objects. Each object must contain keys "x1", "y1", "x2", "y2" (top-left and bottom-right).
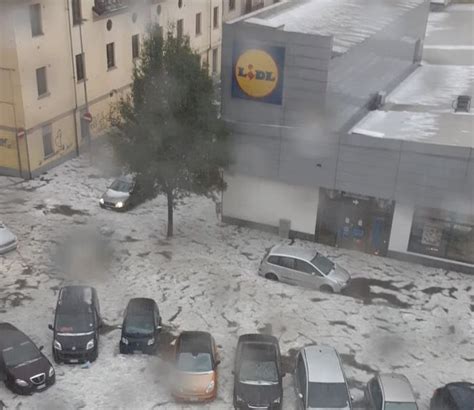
[{"x1": 232, "y1": 43, "x2": 285, "y2": 105}]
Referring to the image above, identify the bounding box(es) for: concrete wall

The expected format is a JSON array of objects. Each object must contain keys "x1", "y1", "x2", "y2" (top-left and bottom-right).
[{"x1": 223, "y1": 173, "x2": 319, "y2": 235}]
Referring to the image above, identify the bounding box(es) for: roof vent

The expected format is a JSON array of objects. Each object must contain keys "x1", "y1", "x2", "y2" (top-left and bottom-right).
[
  {"x1": 454, "y1": 95, "x2": 471, "y2": 113},
  {"x1": 369, "y1": 91, "x2": 386, "y2": 111}
]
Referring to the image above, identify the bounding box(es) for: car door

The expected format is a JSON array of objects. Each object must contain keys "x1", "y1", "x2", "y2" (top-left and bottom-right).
[
  {"x1": 275, "y1": 256, "x2": 297, "y2": 284},
  {"x1": 294, "y1": 259, "x2": 325, "y2": 289},
  {"x1": 295, "y1": 353, "x2": 308, "y2": 409}
]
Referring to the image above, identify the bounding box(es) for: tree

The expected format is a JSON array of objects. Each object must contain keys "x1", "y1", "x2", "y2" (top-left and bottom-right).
[{"x1": 110, "y1": 26, "x2": 230, "y2": 237}]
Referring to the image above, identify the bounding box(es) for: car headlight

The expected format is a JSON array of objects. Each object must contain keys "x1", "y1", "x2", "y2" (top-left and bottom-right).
[
  {"x1": 273, "y1": 396, "x2": 281, "y2": 403},
  {"x1": 115, "y1": 201, "x2": 124, "y2": 208},
  {"x1": 15, "y1": 379, "x2": 28, "y2": 387},
  {"x1": 147, "y1": 337, "x2": 155, "y2": 346},
  {"x1": 53, "y1": 340, "x2": 62, "y2": 350},
  {"x1": 99, "y1": 198, "x2": 104, "y2": 204},
  {"x1": 86, "y1": 339, "x2": 95, "y2": 350},
  {"x1": 49, "y1": 366, "x2": 55, "y2": 377},
  {"x1": 205, "y1": 380, "x2": 215, "y2": 393},
  {"x1": 121, "y1": 337, "x2": 129, "y2": 345}
]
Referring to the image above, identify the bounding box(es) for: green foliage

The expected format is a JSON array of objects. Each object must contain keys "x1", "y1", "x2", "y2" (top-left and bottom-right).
[{"x1": 110, "y1": 26, "x2": 230, "y2": 236}]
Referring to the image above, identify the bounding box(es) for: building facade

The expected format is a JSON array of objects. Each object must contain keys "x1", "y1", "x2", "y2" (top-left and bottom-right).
[
  {"x1": 0, "y1": 0, "x2": 277, "y2": 178},
  {"x1": 220, "y1": 0, "x2": 474, "y2": 273}
]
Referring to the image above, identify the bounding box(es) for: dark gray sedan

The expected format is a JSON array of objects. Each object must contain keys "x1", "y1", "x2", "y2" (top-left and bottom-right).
[{"x1": 99, "y1": 176, "x2": 135, "y2": 211}]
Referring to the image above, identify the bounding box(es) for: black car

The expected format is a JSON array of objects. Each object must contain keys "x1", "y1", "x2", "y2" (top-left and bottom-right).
[
  {"x1": 233, "y1": 334, "x2": 284, "y2": 410},
  {"x1": 430, "y1": 382, "x2": 474, "y2": 410},
  {"x1": 49, "y1": 286, "x2": 102, "y2": 364},
  {"x1": 0, "y1": 323, "x2": 55, "y2": 395},
  {"x1": 119, "y1": 298, "x2": 162, "y2": 354}
]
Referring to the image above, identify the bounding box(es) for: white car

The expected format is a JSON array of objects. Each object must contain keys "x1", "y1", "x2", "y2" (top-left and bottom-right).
[{"x1": 0, "y1": 222, "x2": 18, "y2": 254}]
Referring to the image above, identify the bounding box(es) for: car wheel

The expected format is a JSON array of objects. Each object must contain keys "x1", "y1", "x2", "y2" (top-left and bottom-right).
[
  {"x1": 265, "y1": 273, "x2": 278, "y2": 281},
  {"x1": 320, "y1": 285, "x2": 334, "y2": 293}
]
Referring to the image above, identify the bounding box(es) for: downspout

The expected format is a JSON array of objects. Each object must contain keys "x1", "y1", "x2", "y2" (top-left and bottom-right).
[
  {"x1": 208, "y1": 0, "x2": 212, "y2": 69},
  {"x1": 66, "y1": 0, "x2": 80, "y2": 157}
]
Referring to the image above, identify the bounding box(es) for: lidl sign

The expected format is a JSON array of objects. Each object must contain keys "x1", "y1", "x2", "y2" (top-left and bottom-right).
[{"x1": 232, "y1": 43, "x2": 285, "y2": 105}]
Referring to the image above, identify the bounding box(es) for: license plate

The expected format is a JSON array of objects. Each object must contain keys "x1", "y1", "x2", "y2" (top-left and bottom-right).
[
  {"x1": 36, "y1": 384, "x2": 46, "y2": 390},
  {"x1": 69, "y1": 359, "x2": 79, "y2": 363}
]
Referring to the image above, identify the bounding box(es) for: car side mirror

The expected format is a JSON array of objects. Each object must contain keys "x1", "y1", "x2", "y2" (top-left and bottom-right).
[
  {"x1": 117, "y1": 324, "x2": 122, "y2": 329},
  {"x1": 39, "y1": 345, "x2": 44, "y2": 351},
  {"x1": 350, "y1": 394, "x2": 355, "y2": 401},
  {"x1": 156, "y1": 325, "x2": 162, "y2": 330},
  {"x1": 48, "y1": 324, "x2": 54, "y2": 331},
  {"x1": 215, "y1": 360, "x2": 221, "y2": 366},
  {"x1": 298, "y1": 392, "x2": 303, "y2": 400}
]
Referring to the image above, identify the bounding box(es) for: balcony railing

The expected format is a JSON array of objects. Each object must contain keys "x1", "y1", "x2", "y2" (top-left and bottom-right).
[{"x1": 93, "y1": 0, "x2": 129, "y2": 16}]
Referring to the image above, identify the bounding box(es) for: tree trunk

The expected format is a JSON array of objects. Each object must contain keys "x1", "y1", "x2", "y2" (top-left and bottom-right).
[{"x1": 166, "y1": 190, "x2": 173, "y2": 238}]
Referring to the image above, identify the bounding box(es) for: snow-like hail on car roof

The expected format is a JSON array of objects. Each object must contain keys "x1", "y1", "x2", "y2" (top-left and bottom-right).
[{"x1": 254, "y1": 0, "x2": 426, "y2": 54}]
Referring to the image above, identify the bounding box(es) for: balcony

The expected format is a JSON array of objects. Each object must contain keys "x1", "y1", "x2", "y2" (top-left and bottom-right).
[{"x1": 93, "y1": 0, "x2": 129, "y2": 17}]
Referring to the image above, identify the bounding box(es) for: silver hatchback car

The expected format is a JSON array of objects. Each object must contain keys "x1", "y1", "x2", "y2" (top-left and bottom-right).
[
  {"x1": 365, "y1": 373, "x2": 418, "y2": 410},
  {"x1": 258, "y1": 245, "x2": 350, "y2": 293}
]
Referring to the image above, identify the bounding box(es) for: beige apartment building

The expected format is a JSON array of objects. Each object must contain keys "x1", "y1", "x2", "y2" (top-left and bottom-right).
[{"x1": 0, "y1": 0, "x2": 277, "y2": 178}]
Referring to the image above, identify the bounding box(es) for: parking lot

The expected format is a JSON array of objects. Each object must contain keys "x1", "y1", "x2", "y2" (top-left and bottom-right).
[{"x1": 0, "y1": 156, "x2": 472, "y2": 409}]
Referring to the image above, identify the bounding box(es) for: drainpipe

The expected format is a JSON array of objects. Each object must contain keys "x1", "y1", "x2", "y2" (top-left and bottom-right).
[
  {"x1": 78, "y1": 16, "x2": 91, "y2": 158},
  {"x1": 65, "y1": 0, "x2": 80, "y2": 157},
  {"x1": 208, "y1": 0, "x2": 212, "y2": 70}
]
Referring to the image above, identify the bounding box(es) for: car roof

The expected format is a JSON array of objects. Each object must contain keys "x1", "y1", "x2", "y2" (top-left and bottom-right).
[
  {"x1": 379, "y1": 374, "x2": 416, "y2": 403},
  {"x1": 238, "y1": 333, "x2": 278, "y2": 346},
  {"x1": 0, "y1": 323, "x2": 29, "y2": 350},
  {"x1": 126, "y1": 298, "x2": 156, "y2": 313},
  {"x1": 58, "y1": 286, "x2": 95, "y2": 309},
  {"x1": 270, "y1": 245, "x2": 317, "y2": 261},
  {"x1": 446, "y1": 382, "x2": 474, "y2": 407},
  {"x1": 178, "y1": 331, "x2": 212, "y2": 353},
  {"x1": 303, "y1": 345, "x2": 345, "y2": 383}
]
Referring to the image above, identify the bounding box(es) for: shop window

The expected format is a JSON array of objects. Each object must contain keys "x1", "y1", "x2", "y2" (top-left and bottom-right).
[
  {"x1": 42, "y1": 124, "x2": 53, "y2": 157},
  {"x1": 408, "y1": 207, "x2": 474, "y2": 264}
]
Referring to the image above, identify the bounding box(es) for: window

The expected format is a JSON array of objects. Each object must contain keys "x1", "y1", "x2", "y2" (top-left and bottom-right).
[
  {"x1": 42, "y1": 124, "x2": 53, "y2": 157},
  {"x1": 213, "y1": 6, "x2": 219, "y2": 28},
  {"x1": 30, "y1": 4, "x2": 43, "y2": 37},
  {"x1": 195, "y1": 13, "x2": 201, "y2": 36},
  {"x1": 106, "y1": 42, "x2": 115, "y2": 69},
  {"x1": 229, "y1": 0, "x2": 235, "y2": 11},
  {"x1": 369, "y1": 378, "x2": 383, "y2": 409},
  {"x1": 72, "y1": 0, "x2": 82, "y2": 25},
  {"x1": 212, "y1": 47, "x2": 218, "y2": 74},
  {"x1": 278, "y1": 256, "x2": 295, "y2": 270},
  {"x1": 132, "y1": 34, "x2": 139, "y2": 60},
  {"x1": 408, "y1": 207, "x2": 474, "y2": 264},
  {"x1": 295, "y1": 259, "x2": 315, "y2": 274},
  {"x1": 177, "y1": 19, "x2": 184, "y2": 40},
  {"x1": 36, "y1": 67, "x2": 48, "y2": 97},
  {"x1": 267, "y1": 255, "x2": 279, "y2": 265},
  {"x1": 75, "y1": 53, "x2": 85, "y2": 82}
]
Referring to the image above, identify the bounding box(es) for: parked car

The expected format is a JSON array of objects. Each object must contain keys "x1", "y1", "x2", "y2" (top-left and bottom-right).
[
  {"x1": 233, "y1": 334, "x2": 284, "y2": 410},
  {"x1": 365, "y1": 373, "x2": 418, "y2": 410},
  {"x1": 0, "y1": 323, "x2": 55, "y2": 395},
  {"x1": 430, "y1": 382, "x2": 474, "y2": 410},
  {"x1": 99, "y1": 175, "x2": 136, "y2": 211},
  {"x1": 0, "y1": 222, "x2": 17, "y2": 255},
  {"x1": 172, "y1": 331, "x2": 220, "y2": 403},
  {"x1": 294, "y1": 345, "x2": 352, "y2": 410},
  {"x1": 119, "y1": 298, "x2": 162, "y2": 354},
  {"x1": 259, "y1": 245, "x2": 351, "y2": 293},
  {"x1": 49, "y1": 286, "x2": 101, "y2": 364}
]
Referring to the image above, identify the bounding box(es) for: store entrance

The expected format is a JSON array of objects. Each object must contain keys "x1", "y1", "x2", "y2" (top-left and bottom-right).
[{"x1": 315, "y1": 189, "x2": 395, "y2": 256}]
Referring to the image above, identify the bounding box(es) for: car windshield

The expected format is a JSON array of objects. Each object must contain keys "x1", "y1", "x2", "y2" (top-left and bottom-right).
[
  {"x1": 385, "y1": 403, "x2": 418, "y2": 410},
  {"x1": 124, "y1": 314, "x2": 154, "y2": 336},
  {"x1": 176, "y1": 352, "x2": 212, "y2": 373},
  {"x1": 308, "y1": 382, "x2": 350, "y2": 408},
  {"x1": 56, "y1": 312, "x2": 94, "y2": 334},
  {"x1": 311, "y1": 253, "x2": 335, "y2": 275},
  {"x1": 110, "y1": 179, "x2": 132, "y2": 193},
  {"x1": 239, "y1": 360, "x2": 278, "y2": 385},
  {"x1": 2, "y1": 341, "x2": 41, "y2": 368}
]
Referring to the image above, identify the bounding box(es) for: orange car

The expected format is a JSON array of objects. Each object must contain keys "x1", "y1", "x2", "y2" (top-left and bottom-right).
[{"x1": 172, "y1": 331, "x2": 220, "y2": 402}]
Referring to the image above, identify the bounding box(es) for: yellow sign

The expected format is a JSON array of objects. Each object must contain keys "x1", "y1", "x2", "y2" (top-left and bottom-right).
[{"x1": 235, "y1": 49, "x2": 279, "y2": 98}]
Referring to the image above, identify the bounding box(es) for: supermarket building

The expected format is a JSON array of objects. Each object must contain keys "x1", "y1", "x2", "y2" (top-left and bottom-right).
[{"x1": 220, "y1": 0, "x2": 474, "y2": 273}]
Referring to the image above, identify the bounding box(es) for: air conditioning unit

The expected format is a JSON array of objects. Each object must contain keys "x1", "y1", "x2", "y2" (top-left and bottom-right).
[{"x1": 369, "y1": 91, "x2": 386, "y2": 111}]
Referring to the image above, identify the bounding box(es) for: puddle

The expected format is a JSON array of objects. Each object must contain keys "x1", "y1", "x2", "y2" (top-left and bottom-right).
[
  {"x1": 49, "y1": 205, "x2": 89, "y2": 216},
  {"x1": 0, "y1": 292, "x2": 33, "y2": 308},
  {"x1": 342, "y1": 278, "x2": 412, "y2": 308},
  {"x1": 157, "y1": 251, "x2": 172, "y2": 260},
  {"x1": 137, "y1": 251, "x2": 150, "y2": 258},
  {"x1": 329, "y1": 320, "x2": 356, "y2": 331},
  {"x1": 422, "y1": 286, "x2": 457, "y2": 299},
  {"x1": 340, "y1": 353, "x2": 377, "y2": 374},
  {"x1": 122, "y1": 235, "x2": 140, "y2": 243},
  {"x1": 14, "y1": 279, "x2": 38, "y2": 290}
]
